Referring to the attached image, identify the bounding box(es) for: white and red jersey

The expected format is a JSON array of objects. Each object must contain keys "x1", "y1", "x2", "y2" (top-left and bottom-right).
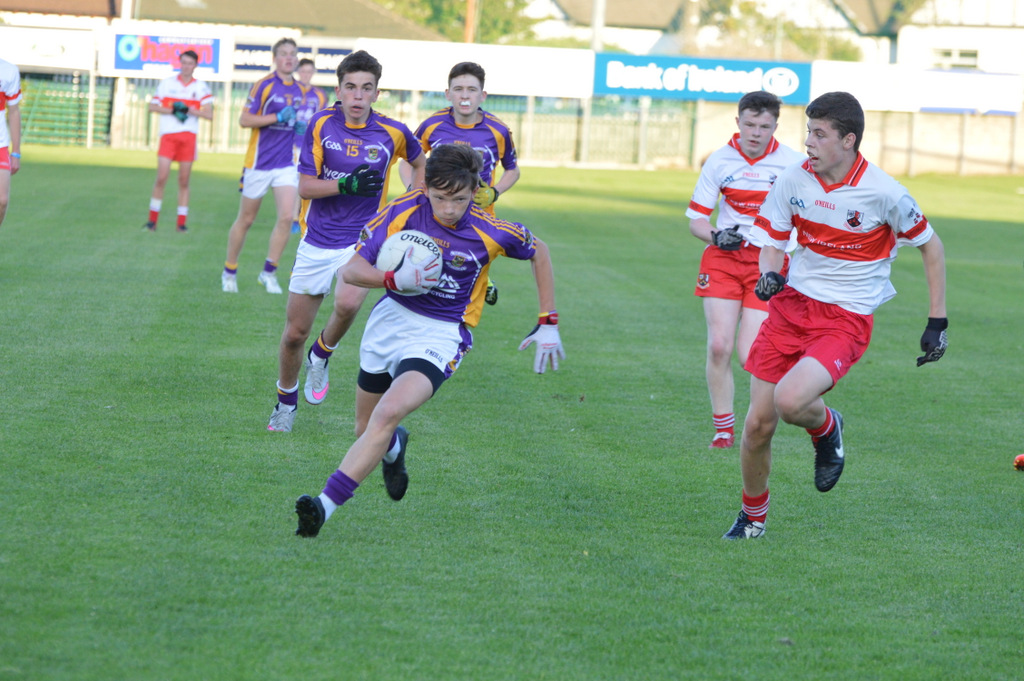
[
  {"x1": 150, "y1": 74, "x2": 213, "y2": 136},
  {"x1": 0, "y1": 58, "x2": 23, "y2": 149},
  {"x1": 749, "y1": 154, "x2": 934, "y2": 315},
  {"x1": 686, "y1": 133, "x2": 804, "y2": 240}
]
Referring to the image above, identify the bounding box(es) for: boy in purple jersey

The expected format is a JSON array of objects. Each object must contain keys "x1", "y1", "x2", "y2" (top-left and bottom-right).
[
  {"x1": 293, "y1": 144, "x2": 565, "y2": 538},
  {"x1": 290, "y1": 58, "x2": 328, "y2": 234},
  {"x1": 267, "y1": 50, "x2": 426, "y2": 433},
  {"x1": 403, "y1": 62, "x2": 520, "y2": 306},
  {"x1": 222, "y1": 38, "x2": 309, "y2": 295}
]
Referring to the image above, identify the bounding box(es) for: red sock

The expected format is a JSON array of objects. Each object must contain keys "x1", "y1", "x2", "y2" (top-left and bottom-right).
[
  {"x1": 148, "y1": 209, "x2": 159, "y2": 224},
  {"x1": 807, "y1": 408, "x2": 834, "y2": 439},
  {"x1": 742, "y1": 489, "x2": 770, "y2": 523},
  {"x1": 176, "y1": 212, "x2": 187, "y2": 228},
  {"x1": 713, "y1": 412, "x2": 735, "y2": 435}
]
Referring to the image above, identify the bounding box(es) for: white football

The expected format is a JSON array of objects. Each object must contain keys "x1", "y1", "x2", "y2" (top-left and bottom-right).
[{"x1": 375, "y1": 229, "x2": 443, "y2": 295}]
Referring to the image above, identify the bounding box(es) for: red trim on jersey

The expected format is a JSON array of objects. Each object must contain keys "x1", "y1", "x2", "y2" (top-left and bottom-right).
[
  {"x1": 722, "y1": 186, "x2": 769, "y2": 216},
  {"x1": 177, "y1": 74, "x2": 195, "y2": 86},
  {"x1": 794, "y1": 215, "x2": 896, "y2": 261},
  {"x1": 754, "y1": 214, "x2": 789, "y2": 241},
  {"x1": 804, "y1": 153, "x2": 870, "y2": 193},
  {"x1": 898, "y1": 215, "x2": 929, "y2": 240},
  {"x1": 160, "y1": 96, "x2": 204, "y2": 109},
  {"x1": 688, "y1": 199, "x2": 713, "y2": 216},
  {"x1": 727, "y1": 133, "x2": 781, "y2": 166}
]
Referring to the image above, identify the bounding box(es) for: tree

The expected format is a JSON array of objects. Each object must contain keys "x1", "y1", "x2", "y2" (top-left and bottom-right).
[{"x1": 373, "y1": 0, "x2": 537, "y2": 44}]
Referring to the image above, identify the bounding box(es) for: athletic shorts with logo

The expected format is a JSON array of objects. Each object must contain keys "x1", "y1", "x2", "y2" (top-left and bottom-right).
[{"x1": 744, "y1": 286, "x2": 873, "y2": 388}]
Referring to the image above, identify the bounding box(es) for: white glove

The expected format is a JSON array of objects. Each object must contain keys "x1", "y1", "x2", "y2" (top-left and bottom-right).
[
  {"x1": 387, "y1": 247, "x2": 440, "y2": 295},
  {"x1": 518, "y1": 322, "x2": 565, "y2": 374}
]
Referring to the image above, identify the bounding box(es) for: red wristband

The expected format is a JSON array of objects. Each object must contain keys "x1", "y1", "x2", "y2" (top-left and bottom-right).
[
  {"x1": 383, "y1": 271, "x2": 397, "y2": 291},
  {"x1": 539, "y1": 311, "x2": 558, "y2": 325}
]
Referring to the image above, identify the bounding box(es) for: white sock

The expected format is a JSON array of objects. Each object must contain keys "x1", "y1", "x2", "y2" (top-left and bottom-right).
[
  {"x1": 149, "y1": 198, "x2": 162, "y2": 212},
  {"x1": 177, "y1": 205, "x2": 188, "y2": 218},
  {"x1": 317, "y1": 493, "x2": 338, "y2": 520},
  {"x1": 382, "y1": 433, "x2": 402, "y2": 464}
]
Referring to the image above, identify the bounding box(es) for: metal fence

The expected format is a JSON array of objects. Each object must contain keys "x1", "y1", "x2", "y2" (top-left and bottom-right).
[{"x1": 17, "y1": 73, "x2": 1024, "y2": 175}]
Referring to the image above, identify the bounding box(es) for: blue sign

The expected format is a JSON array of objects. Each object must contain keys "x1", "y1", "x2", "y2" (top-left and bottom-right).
[
  {"x1": 115, "y1": 34, "x2": 220, "y2": 72},
  {"x1": 593, "y1": 53, "x2": 811, "y2": 104},
  {"x1": 314, "y1": 48, "x2": 351, "y2": 75},
  {"x1": 234, "y1": 44, "x2": 350, "y2": 74}
]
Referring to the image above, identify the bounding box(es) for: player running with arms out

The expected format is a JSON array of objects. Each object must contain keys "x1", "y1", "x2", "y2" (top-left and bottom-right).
[
  {"x1": 267, "y1": 50, "x2": 426, "y2": 433},
  {"x1": 143, "y1": 50, "x2": 214, "y2": 233},
  {"x1": 293, "y1": 144, "x2": 564, "y2": 538},
  {"x1": 222, "y1": 38, "x2": 309, "y2": 294},
  {"x1": 686, "y1": 91, "x2": 804, "y2": 449},
  {"x1": 403, "y1": 61, "x2": 520, "y2": 306},
  {"x1": 723, "y1": 91, "x2": 948, "y2": 540},
  {"x1": 0, "y1": 57, "x2": 23, "y2": 230}
]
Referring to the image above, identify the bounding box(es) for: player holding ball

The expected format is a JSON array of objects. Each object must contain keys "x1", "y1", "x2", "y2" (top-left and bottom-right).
[{"x1": 294, "y1": 143, "x2": 564, "y2": 538}]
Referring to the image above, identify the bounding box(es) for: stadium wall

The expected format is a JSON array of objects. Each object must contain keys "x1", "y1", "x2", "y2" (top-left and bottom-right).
[{"x1": 2, "y1": 21, "x2": 1022, "y2": 175}]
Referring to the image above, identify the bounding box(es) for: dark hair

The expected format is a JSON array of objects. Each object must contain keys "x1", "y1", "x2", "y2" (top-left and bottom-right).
[
  {"x1": 738, "y1": 91, "x2": 781, "y2": 119},
  {"x1": 426, "y1": 144, "x2": 482, "y2": 194},
  {"x1": 298, "y1": 58, "x2": 315, "y2": 69},
  {"x1": 272, "y1": 38, "x2": 297, "y2": 57},
  {"x1": 337, "y1": 50, "x2": 382, "y2": 86},
  {"x1": 448, "y1": 62, "x2": 485, "y2": 88},
  {"x1": 179, "y1": 50, "x2": 199, "y2": 63},
  {"x1": 805, "y1": 91, "x2": 865, "y2": 152}
]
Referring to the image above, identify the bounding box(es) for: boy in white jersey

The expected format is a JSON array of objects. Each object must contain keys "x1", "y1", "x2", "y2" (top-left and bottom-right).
[
  {"x1": 0, "y1": 58, "x2": 23, "y2": 230},
  {"x1": 293, "y1": 144, "x2": 564, "y2": 538},
  {"x1": 723, "y1": 91, "x2": 948, "y2": 539},
  {"x1": 686, "y1": 91, "x2": 804, "y2": 449},
  {"x1": 143, "y1": 50, "x2": 214, "y2": 233}
]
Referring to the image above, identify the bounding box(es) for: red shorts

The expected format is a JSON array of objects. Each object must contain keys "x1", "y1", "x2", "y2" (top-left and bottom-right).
[
  {"x1": 0, "y1": 146, "x2": 10, "y2": 171},
  {"x1": 158, "y1": 131, "x2": 198, "y2": 163},
  {"x1": 744, "y1": 287, "x2": 873, "y2": 387},
  {"x1": 694, "y1": 244, "x2": 788, "y2": 312}
]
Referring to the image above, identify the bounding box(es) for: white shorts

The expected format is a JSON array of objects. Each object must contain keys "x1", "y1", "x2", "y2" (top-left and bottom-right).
[
  {"x1": 288, "y1": 239, "x2": 357, "y2": 296},
  {"x1": 359, "y1": 296, "x2": 471, "y2": 379},
  {"x1": 240, "y1": 166, "x2": 299, "y2": 199}
]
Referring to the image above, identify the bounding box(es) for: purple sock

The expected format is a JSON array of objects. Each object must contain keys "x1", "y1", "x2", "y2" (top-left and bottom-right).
[
  {"x1": 322, "y1": 470, "x2": 359, "y2": 506},
  {"x1": 277, "y1": 385, "x2": 298, "y2": 407},
  {"x1": 310, "y1": 332, "x2": 333, "y2": 361},
  {"x1": 263, "y1": 260, "x2": 277, "y2": 274}
]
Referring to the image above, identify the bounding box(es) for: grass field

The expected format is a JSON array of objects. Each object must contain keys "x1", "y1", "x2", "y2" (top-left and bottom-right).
[{"x1": 0, "y1": 145, "x2": 1022, "y2": 680}]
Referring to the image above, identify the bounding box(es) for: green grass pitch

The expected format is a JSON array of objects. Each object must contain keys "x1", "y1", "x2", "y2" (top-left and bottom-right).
[{"x1": 0, "y1": 146, "x2": 1022, "y2": 680}]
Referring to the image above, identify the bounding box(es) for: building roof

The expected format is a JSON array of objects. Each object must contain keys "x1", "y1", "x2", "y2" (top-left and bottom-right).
[
  {"x1": 0, "y1": 0, "x2": 120, "y2": 15},
  {"x1": 831, "y1": 0, "x2": 910, "y2": 36},
  {"x1": 554, "y1": 0, "x2": 684, "y2": 30},
  {"x1": 0, "y1": 0, "x2": 447, "y2": 41}
]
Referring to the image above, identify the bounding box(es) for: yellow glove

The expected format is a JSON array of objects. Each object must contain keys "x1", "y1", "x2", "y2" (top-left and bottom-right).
[{"x1": 473, "y1": 182, "x2": 500, "y2": 208}]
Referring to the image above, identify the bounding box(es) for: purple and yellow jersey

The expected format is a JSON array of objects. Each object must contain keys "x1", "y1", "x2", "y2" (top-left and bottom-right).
[
  {"x1": 413, "y1": 107, "x2": 518, "y2": 188},
  {"x1": 298, "y1": 107, "x2": 423, "y2": 250},
  {"x1": 242, "y1": 72, "x2": 309, "y2": 171},
  {"x1": 295, "y1": 86, "x2": 328, "y2": 145},
  {"x1": 355, "y1": 190, "x2": 536, "y2": 328}
]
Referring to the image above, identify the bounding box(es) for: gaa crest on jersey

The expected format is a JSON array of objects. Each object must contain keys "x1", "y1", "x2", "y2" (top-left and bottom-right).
[
  {"x1": 846, "y1": 210, "x2": 863, "y2": 228},
  {"x1": 447, "y1": 251, "x2": 471, "y2": 271},
  {"x1": 697, "y1": 273, "x2": 710, "y2": 289},
  {"x1": 358, "y1": 227, "x2": 370, "y2": 243},
  {"x1": 366, "y1": 146, "x2": 380, "y2": 162}
]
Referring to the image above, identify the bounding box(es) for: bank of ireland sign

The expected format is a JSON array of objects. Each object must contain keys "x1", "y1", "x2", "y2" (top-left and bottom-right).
[{"x1": 593, "y1": 53, "x2": 811, "y2": 104}]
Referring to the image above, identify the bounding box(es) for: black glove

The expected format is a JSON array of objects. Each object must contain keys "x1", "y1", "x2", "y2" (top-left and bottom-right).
[
  {"x1": 916, "y1": 317, "x2": 948, "y2": 367},
  {"x1": 171, "y1": 101, "x2": 189, "y2": 123},
  {"x1": 338, "y1": 164, "x2": 384, "y2": 197},
  {"x1": 710, "y1": 226, "x2": 743, "y2": 251},
  {"x1": 754, "y1": 271, "x2": 786, "y2": 301}
]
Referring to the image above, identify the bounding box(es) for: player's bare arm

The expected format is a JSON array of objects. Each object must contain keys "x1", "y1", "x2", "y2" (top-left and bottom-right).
[
  {"x1": 529, "y1": 237, "x2": 557, "y2": 314},
  {"x1": 340, "y1": 253, "x2": 388, "y2": 289},
  {"x1": 689, "y1": 216, "x2": 716, "y2": 244},
  {"x1": 917, "y1": 233, "x2": 947, "y2": 318},
  {"x1": 493, "y1": 165, "x2": 521, "y2": 196},
  {"x1": 238, "y1": 110, "x2": 279, "y2": 129},
  {"x1": 407, "y1": 154, "x2": 426, "y2": 191}
]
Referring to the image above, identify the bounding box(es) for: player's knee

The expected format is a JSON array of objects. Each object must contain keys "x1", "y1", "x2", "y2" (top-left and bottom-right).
[
  {"x1": 773, "y1": 391, "x2": 807, "y2": 425},
  {"x1": 708, "y1": 335, "x2": 734, "y2": 364}
]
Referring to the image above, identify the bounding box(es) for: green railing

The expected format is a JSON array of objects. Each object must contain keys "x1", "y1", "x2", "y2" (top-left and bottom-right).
[{"x1": 21, "y1": 74, "x2": 113, "y2": 146}]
